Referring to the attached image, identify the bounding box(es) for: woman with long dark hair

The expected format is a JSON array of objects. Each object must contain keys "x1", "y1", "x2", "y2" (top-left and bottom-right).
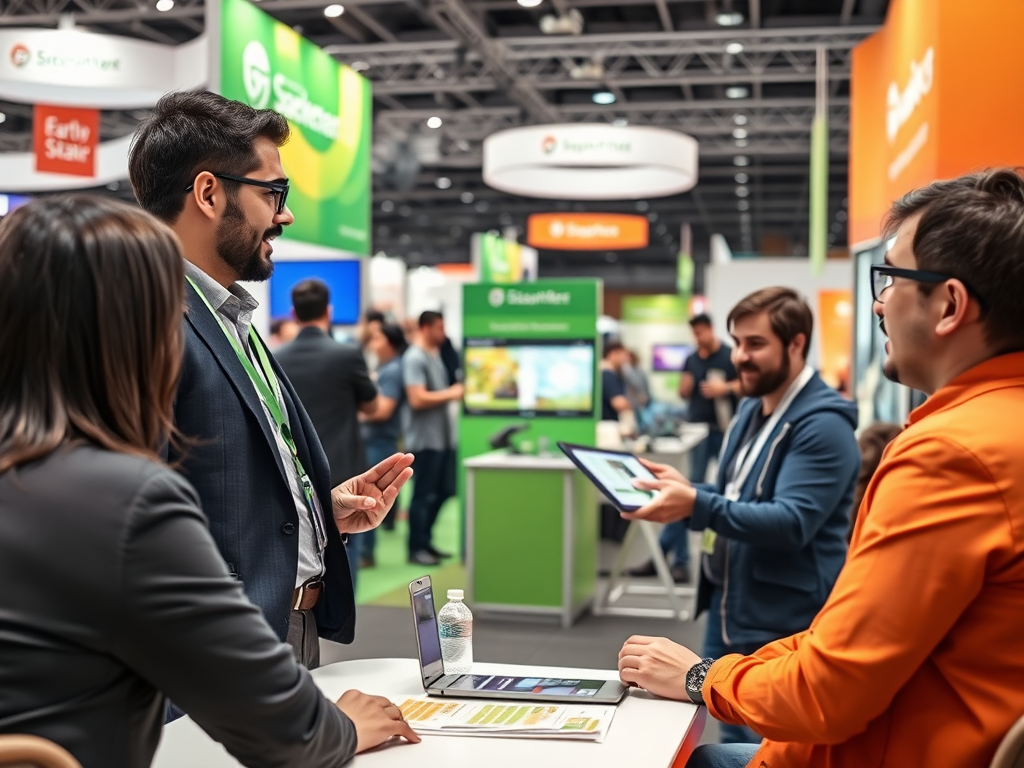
[{"x1": 0, "y1": 196, "x2": 417, "y2": 768}]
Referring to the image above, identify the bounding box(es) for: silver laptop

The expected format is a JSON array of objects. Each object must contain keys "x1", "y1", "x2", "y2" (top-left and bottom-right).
[{"x1": 409, "y1": 576, "x2": 627, "y2": 704}]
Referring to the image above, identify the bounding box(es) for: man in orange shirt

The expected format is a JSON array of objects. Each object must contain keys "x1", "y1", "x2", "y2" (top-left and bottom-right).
[{"x1": 617, "y1": 168, "x2": 1024, "y2": 768}]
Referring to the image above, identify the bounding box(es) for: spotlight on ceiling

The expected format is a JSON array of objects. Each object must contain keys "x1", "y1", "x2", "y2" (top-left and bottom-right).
[
  {"x1": 725, "y1": 86, "x2": 749, "y2": 99},
  {"x1": 725, "y1": 42, "x2": 744, "y2": 55},
  {"x1": 592, "y1": 91, "x2": 616, "y2": 105},
  {"x1": 715, "y1": 12, "x2": 744, "y2": 26},
  {"x1": 426, "y1": 116, "x2": 443, "y2": 129},
  {"x1": 324, "y1": 4, "x2": 344, "y2": 17}
]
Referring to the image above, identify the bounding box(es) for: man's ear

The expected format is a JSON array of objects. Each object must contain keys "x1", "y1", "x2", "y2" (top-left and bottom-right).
[
  {"x1": 790, "y1": 332, "x2": 808, "y2": 359},
  {"x1": 935, "y1": 280, "x2": 977, "y2": 338},
  {"x1": 188, "y1": 171, "x2": 221, "y2": 222}
]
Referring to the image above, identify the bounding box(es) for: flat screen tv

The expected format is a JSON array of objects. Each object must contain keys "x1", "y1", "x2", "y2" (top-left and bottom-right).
[
  {"x1": 651, "y1": 344, "x2": 694, "y2": 372},
  {"x1": 269, "y1": 259, "x2": 361, "y2": 325},
  {"x1": 463, "y1": 338, "x2": 595, "y2": 417}
]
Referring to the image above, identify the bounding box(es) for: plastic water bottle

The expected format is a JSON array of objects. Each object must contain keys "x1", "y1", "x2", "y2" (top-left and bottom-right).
[{"x1": 438, "y1": 588, "x2": 473, "y2": 674}]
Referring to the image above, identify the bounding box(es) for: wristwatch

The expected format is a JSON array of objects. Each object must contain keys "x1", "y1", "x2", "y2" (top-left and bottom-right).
[{"x1": 685, "y1": 658, "x2": 716, "y2": 705}]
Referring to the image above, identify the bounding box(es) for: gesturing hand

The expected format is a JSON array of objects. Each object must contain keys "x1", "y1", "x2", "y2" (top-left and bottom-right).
[
  {"x1": 332, "y1": 452, "x2": 414, "y2": 534},
  {"x1": 336, "y1": 690, "x2": 421, "y2": 753},
  {"x1": 617, "y1": 635, "x2": 703, "y2": 701}
]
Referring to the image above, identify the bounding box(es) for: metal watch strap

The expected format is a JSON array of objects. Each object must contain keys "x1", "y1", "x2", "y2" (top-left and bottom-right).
[{"x1": 685, "y1": 657, "x2": 716, "y2": 705}]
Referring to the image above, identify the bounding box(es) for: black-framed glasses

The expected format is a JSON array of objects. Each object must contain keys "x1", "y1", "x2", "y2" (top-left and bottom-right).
[
  {"x1": 185, "y1": 173, "x2": 290, "y2": 215},
  {"x1": 870, "y1": 264, "x2": 987, "y2": 309}
]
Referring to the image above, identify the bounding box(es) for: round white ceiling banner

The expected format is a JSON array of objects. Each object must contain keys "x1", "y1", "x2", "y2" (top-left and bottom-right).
[{"x1": 483, "y1": 124, "x2": 699, "y2": 200}]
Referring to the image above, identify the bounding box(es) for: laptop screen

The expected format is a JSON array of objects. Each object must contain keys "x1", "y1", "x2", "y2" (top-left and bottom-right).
[{"x1": 411, "y1": 583, "x2": 445, "y2": 683}]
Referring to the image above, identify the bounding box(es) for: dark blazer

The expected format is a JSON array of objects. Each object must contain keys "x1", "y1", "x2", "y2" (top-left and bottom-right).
[
  {"x1": 274, "y1": 326, "x2": 378, "y2": 485},
  {"x1": 0, "y1": 445, "x2": 356, "y2": 768},
  {"x1": 168, "y1": 282, "x2": 354, "y2": 643}
]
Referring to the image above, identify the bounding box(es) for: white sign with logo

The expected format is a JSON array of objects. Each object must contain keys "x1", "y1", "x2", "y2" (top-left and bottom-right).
[
  {"x1": 0, "y1": 29, "x2": 207, "y2": 108},
  {"x1": 483, "y1": 124, "x2": 698, "y2": 200}
]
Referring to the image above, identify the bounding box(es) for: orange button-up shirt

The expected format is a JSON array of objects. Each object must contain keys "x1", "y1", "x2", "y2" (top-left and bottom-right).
[{"x1": 703, "y1": 352, "x2": 1024, "y2": 768}]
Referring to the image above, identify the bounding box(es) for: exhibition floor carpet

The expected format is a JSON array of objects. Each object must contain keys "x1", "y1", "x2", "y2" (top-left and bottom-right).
[{"x1": 355, "y1": 496, "x2": 465, "y2": 607}]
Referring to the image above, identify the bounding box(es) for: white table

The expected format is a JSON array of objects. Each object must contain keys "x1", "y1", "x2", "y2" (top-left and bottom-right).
[{"x1": 153, "y1": 658, "x2": 705, "y2": 768}]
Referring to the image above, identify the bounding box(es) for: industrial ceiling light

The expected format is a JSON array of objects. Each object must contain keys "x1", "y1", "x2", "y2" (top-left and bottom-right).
[
  {"x1": 592, "y1": 91, "x2": 616, "y2": 105},
  {"x1": 155, "y1": 0, "x2": 174, "y2": 10},
  {"x1": 737, "y1": 200, "x2": 750, "y2": 211},
  {"x1": 732, "y1": 128, "x2": 748, "y2": 139},
  {"x1": 426, "y1": 116, "x2": 443, "y2": 129},
  {"x1": 725, "y1": 86, "x2": 749, "y2": 99},
  {"x1": 350, "y1": 60, "x2": 370, "y2": 72},
  {"x1": 733, "y1": 114, "x2": 748, "y2": 125},
  {"x1": 435, "y1": 177, "x2": 452, "y2": 190},
  {"x1": 612, "y1": 118, "x2": 629, "y2": 127},
  {"x1": 734, "y1": 138, "x2": 748, "y2": 147},
  {"x1": 0, "y1": 113, "x2": 6, "y2": 124},
  {"x1": 733, "y1": 155, "x2": 750, "y2": 166},
  {"x1": 460, "y1": 192, "x2": 475, "y2": 203},
  {"x1": 735, "y1": 186, "x2": 750, "y2": 197},
  {"x1": 381, "y1": 200, "x2": 395, "y2": 213},
  {"x1": 324, "y1": 4, "x2": 345, "y2": 17},
  {"x1": 725, "y1": 42, "x2": 744, "y2": 55},
  {"x1": 734, "y1": 172, "x2": 749, "y2": 184},
  {"x1": 518, "y1": 0, "x2": 543, "y2": 6},
  {"x1": 715, "y1": 12, "x2": 744, "y2": 26}
]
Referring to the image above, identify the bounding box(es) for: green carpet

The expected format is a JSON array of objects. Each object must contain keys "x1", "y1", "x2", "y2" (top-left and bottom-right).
[{"x1": 355, "y1": 496, "x2": 466, "y2": 607}]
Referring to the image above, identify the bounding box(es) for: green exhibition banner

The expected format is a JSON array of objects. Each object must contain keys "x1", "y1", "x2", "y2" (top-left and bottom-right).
[
  {"x1": 621, "y1": 294, "x2": 689, "y2": 324},
  {"x1": 218, "y1": 0, "x2": 372, "y2": 253},
  {"x1": 458, "y1": 279, "x2": 602, "y2": 497}
]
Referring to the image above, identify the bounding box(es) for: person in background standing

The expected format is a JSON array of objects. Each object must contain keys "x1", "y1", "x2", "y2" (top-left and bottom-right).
[
  {"x1": 629, "y1": 314, "x2": 738, "y2": 583},
  {"x1": 268, "y1": 317, "x2": 299, "y2": 350},
  {"x1": 622, "y1": 349, "x2": 653, "y2": 432},
  {"x1": 600, "y1": 340, "x2": 637, "y2": 437},
  {"x1": 358, "y1": 323, "x2": 408, "y2": 565},
  {"x1": 404, "y1": 311, "x2": 464, "y2": 566},
  {"x1": 274, "y1": 279, "x2": 381, "y2": 589}
]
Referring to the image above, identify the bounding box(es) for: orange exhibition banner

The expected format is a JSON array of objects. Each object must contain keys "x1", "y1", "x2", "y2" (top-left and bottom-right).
[
  {"x1": 33, "y1": 104, "x2": 99, "y2": 177},
  {"x1": 527, "y1": 213, "x2": 649, "y2": 250},
  {"x1": 817, "y1": 289, "x2": 853, "y2": 398},
  {"x1": 848, "y1": 0, "x2": 1024, "y2": 247}
]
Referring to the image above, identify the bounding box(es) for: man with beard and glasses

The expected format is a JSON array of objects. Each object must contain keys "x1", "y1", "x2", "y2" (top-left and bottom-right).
[
  {"x1": 128, "y1": 91, "x2": 414, "y2": 679},
  {"x1": 616, "y1": 286, "x2": 860, "y2": 744},
  {"x1": 612, "y1": 170, "x2": 1024, "y2": 768}
]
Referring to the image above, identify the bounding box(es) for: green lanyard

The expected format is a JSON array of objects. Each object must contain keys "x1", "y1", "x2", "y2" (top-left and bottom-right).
[{"x1": 186, "y1": 276, "x2": 328, "y2": 551}]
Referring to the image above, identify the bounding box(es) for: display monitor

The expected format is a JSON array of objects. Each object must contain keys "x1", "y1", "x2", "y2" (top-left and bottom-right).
[
  {"x1": 463, "y1": 338, "x2": 594, "y2": 417},
  {"x1": 651, "y1": 343, "x2": 694, "y2": 372},
  {"x1": 269, "y1": 259, "x2": 361, "y2": 326}
]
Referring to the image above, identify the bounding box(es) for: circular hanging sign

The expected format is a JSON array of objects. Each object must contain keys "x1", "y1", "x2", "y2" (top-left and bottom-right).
[{"x1": 483, "y1": 124, "x2": 698, "y2": 200}]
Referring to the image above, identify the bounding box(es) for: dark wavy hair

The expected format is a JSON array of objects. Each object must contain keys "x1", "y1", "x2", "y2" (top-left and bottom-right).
[{"x1": 0, "y1": 195, "x2": 185, "y2": 473}]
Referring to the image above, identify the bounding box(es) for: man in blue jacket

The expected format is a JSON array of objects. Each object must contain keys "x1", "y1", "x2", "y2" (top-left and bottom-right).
[{"x1": 620, "y1": 287, "x2": 860, "y2": 743}]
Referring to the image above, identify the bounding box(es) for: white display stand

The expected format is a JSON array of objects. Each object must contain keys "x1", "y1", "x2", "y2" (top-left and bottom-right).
[{"x1": 593, "y1": 423, "x2": 710, "y2": 621}]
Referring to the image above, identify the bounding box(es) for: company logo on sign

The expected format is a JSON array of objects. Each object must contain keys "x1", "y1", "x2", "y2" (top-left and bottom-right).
[
  {"x1": 240, "y1": 40, "x2": 340, "y2": 140},
  {"x1": 506, "y1": 289, "x2": 571, "y2": 307},
  {"x1": 527, "y1": 213, "x2": 649, "y2": 250},
  {"x1": 542, "y1": 135, "x2": 557, "y2": 154},
  {"x1": 33, "y1": 104, "x2": 99, "y2": 178},
  {"x1": 243, "y1": 40, "x2": 272, "y2": 109},
  {"x1": 887, "y1": 47, "x2": 933, "y2": 144},
  {"x1": 488, "y1": 288, "x2": 506, "y2": 308},
  {"x1": 10, "y1": 44, "x2": 29, "y2": 67}
]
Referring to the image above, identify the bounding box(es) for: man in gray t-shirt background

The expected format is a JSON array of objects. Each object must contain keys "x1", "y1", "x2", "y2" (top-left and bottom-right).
[{"x1": 403, "y1": 311, "x2": 464, "y2": 566}]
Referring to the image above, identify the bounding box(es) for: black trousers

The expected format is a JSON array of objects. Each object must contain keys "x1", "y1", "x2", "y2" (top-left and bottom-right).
[{"x1": 407, "y1": 448, "x2": 456, "y2": 556}]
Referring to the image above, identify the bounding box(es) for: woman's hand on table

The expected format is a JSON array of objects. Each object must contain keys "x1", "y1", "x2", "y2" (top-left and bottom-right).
[{"x1": 336, "y1": 690, "x2": 421, "y2": 753}]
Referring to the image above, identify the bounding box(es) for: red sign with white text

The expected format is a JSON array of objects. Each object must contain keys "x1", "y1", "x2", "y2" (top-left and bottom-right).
[{"x1": 33, "y1": 104, "x2": 99, "y2": 177}]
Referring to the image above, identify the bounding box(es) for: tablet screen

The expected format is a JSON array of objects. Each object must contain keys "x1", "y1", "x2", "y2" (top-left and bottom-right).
[
  {"x1": 566, "y1": 446, "x2": 656, "y2": 509},
  {"x1": 447, "y1": 675, "x2": 606, "y2": 697}
]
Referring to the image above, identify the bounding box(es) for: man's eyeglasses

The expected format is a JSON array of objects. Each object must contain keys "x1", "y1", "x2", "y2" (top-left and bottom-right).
[
  {"x1": 185, "y1": 173, "x2": 290, "y2": 215},
  {"x1": 870, "y1": 264, "x2": 987, "y2": 309}
]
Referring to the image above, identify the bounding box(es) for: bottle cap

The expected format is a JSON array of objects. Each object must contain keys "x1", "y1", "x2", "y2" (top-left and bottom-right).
[{"x1": 447, "y1": 589, "x2": 465, "y2": 600}]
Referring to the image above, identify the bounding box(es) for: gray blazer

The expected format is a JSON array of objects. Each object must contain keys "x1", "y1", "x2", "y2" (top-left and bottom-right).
[{"x1": 0, "y1": 445, "x2": 356, "y2": 768}]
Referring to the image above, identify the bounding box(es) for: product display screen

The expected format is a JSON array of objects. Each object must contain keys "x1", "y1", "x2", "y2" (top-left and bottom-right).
[
  {"x1": 447, "y1": 675, "x2": 606, "y2": 697},
  {"x1": 269, "y1": 259, "x2": 361, "y2": 325},
  {"x1": 560, "y1": 444, "x2": 656, "y2": 510},
  {"x1": 651, "y1": 344, "x2": 694, "y2": 372},
  {"x1": 463, "y1": 338, "x2": 594, "y2": 417}
]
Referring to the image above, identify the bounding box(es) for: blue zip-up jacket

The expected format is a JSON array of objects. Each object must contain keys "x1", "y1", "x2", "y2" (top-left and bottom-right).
[{"x1": 691, "y1": 371, "x2": 860, "y2": 651}]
